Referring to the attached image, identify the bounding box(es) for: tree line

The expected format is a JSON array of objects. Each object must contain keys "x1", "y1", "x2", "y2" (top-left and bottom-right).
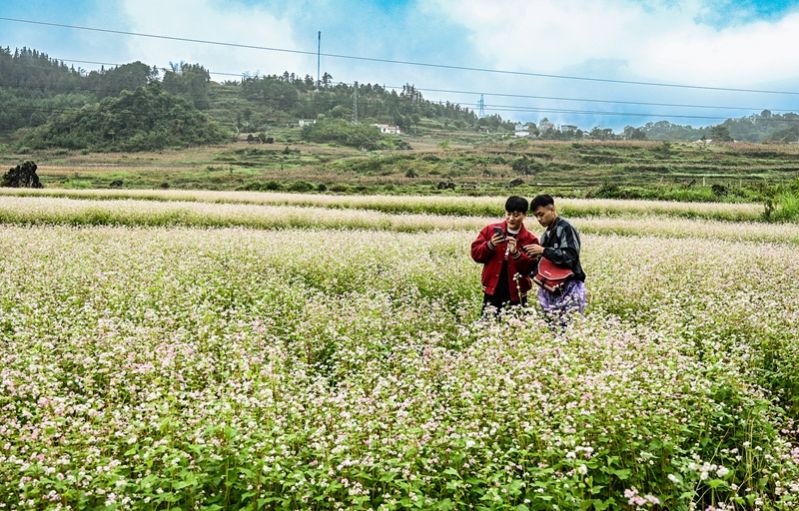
[{"x1": 2, "y1": 46, "x2": 798, "y2": 148}]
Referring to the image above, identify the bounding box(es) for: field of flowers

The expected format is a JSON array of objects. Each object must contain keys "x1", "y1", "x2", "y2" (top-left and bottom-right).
[
  {"x1": 0, "y1": 188, "x2": 766, "y2": 222},
  {"x1": 2, "y1": 192, "x2": 799, "y2": 510}
]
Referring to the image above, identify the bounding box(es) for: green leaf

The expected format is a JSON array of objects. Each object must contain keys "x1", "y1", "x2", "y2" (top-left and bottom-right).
[
  {"x1": 173, "y1": 479, "x2": 196, "y2": 490},
  {"x1": 707, "y1": 479, "x2": 727, "y2": 490},
  {"x1": 611, "y1": 469, "x2": 631, "y2": 480},
  {"x1": 443, "y1": 467, "x2": 461, "y2": 478},
  {"x1": 592, "y1": 499, "x2": 610, "y2": 511}
]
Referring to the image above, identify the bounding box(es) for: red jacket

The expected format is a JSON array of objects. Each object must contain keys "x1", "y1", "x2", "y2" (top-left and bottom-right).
[{"x1": 471, "y1": 221, "x2": 539, "y2": 301}]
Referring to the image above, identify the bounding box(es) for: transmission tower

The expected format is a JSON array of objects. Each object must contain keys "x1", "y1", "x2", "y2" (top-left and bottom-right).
[
  {"x1": 316, "y1": 31, "x2": 321, "y2": 89},
  {"x1": 477, "y1": 94, "x2": 486, "y2": 118}
]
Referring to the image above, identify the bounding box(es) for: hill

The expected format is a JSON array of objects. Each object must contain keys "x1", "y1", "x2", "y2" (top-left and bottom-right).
[
  {"x1": 0, "y1": 47, "x2": 511, "y2": 147},
  {"x1": 18, "y1": 84, "x2": 231, "y2": 152},
  {"x1": 3, "y1": 46, "x2": 799, "y2": 150}
]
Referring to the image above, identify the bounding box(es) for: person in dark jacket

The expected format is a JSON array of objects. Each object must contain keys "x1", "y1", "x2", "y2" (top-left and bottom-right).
[
  {"x1": 471, "y1": 196, "x2": 539, "y2": 315},
  {"x1": 523, "y1": 194, "x2": 587, "y2": 318}
]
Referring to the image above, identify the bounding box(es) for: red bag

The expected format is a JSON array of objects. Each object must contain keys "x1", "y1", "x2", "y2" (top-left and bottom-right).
[{"x1": 533, "y1": 257, "x2": 574, "y2": 293}]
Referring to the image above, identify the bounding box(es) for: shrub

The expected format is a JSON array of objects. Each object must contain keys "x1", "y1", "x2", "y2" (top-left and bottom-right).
[
  {"x1": 770, "y1": 192, "x2": 799, "y2": 222},
  {"x1": 301, "y1": 119, "x2": 384, "y2": 150},
  {"x1": 511, "y1": 155, "x2": 542, "y2": 175},
  {"x1": 288, "y1": 181, "x2": 314, "y2": 192},
  {"x1": 1, "y1": 161, "x2": 43, "y2": 188}
]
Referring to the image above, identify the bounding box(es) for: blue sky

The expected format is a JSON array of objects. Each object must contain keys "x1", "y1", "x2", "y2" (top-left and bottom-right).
[{"x1": 3, "y1": 0, "x2": 799, "y2": 130}]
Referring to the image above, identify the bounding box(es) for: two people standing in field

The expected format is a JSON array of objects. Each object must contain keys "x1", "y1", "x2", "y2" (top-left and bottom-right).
[{"x1": 471, "y1": 194, "x2": 586, "y2": 321}]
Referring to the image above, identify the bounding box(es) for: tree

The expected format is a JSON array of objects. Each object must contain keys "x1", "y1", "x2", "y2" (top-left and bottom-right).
[
  {"x1": 590, "y1": 127, "x2": 615, "y2": 140},
  {"x1": 88, "y1": 61, "x2": 158, "y2": 98},
  {"x1": 2, "y1": 161, "x2": 42, "y2": 188},
  {"x1": 525, "y1": 122, "x2": 540, "y2": 137},
  {"x1": 301, "y1": 118, "x2": 383, "y2": 149},
  {"x1": 623, "y1": 126, "x2": 647, "y2": 140},
  {"x1": 163, "y1": 62, "x2": 211, "y2": 109},
  {"x1": 709, "y1": 124, "x2": 733, "y2": 142},
  {"x1": 20, "y1": 83, "x2": 230, "y2": 152}
]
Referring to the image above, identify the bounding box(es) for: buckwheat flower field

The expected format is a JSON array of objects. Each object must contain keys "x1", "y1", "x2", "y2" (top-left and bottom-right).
[{"x1": 2, "y1": 192, "x2": 799, "y2": 510}]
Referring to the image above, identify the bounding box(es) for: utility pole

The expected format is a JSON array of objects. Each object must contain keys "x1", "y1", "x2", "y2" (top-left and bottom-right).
[
  {"x1": 352, "y1": 81, "x2": 358, "y2": 123},
  {"x1": 477, "y1": 94, "x2": 486, "y2": 118},
  {"x1": 316, "y1": 31, "x2": 321, "y2": 89}
]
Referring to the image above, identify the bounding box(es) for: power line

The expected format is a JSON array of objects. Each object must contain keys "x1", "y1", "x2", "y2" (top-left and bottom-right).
[
  {"x1": 381, "y1": 85, "x2": 795, "y2": 113},
  {"x1": 3, "y1": 16, "x2": 799, "y2": 96},
  {"x1": 4, "y1": 60, "x2": 799, "y2": 123},
  {"x1": 478, "y1": 105, "x2": 728, "y2": 121},
  {"x1": 57, "y1": 58, "x2": 247, "y2": 78},
  {"x1": 5, "y1": 86, "x2": 799, "y2": 124},
  {"x1": 12, "y1": 53, "x2": 796, "y2": 114},
  {"x1": 9, "y1": 99, "x2": 799, "y2": 124}
]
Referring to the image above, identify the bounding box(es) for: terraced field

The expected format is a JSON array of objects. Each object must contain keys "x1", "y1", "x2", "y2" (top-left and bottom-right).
[{"x1": 4, "y1": 140, "x2": 799, "y2": 199}]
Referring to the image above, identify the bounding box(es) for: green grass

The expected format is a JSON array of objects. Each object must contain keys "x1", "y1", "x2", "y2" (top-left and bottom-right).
[
  {"x1": 3, "y1": 139, "x2": 799, "y2": 201},
  {"x1": 772, "y1": 192, "x2": 799, "y2": 222}
]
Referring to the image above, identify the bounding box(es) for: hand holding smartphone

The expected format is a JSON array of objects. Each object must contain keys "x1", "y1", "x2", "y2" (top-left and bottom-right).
[{"x1": 491, "y1": 226, "x2": 506, "y2": 247}]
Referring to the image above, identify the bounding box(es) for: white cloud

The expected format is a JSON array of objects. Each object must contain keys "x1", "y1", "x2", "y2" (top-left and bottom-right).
[
  {"x1": 431, "y1": 0, "x2": 799, "y2": 88},
  {"x1": 119, "y1": 0, "x2": 314, "y2": 79}
]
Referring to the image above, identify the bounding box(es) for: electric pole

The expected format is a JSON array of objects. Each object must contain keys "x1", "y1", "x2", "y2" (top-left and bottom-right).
[
  {"x1": 478, "y1": 94, "x2": 486, "y2": 118},
  {"x1": 352, "y1": 81, "x2": 358, "y2": 123}
]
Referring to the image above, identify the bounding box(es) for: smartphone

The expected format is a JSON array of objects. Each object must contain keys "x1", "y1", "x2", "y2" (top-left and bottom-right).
[{"x1": 492, "y1": 226, "x2": 504, "y2": 237}]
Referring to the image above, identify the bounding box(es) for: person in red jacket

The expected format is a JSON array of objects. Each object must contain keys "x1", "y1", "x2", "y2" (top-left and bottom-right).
[{"x1": 471, "y1": 196, "x2": 539, "y2": 315}]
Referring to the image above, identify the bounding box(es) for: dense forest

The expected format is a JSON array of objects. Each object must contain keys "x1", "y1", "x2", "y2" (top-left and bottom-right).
[
  {"x1": 0, "y1": 47, "x2": 510, "y2": 151},
  {"x1": 2, "y1": 46, "x2": 799, "y2": 151}
]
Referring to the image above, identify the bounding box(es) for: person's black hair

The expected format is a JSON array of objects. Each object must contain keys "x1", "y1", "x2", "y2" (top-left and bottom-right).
[
  {"x1": 504, "y1": 196, "x2": 529, "y2": 213},
  {"x1": 531, "y1": 194, "x2": 555, "y2": 211}
]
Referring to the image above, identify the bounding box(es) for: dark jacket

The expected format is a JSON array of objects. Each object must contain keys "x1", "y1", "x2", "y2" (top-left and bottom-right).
[
  {"x1": 539, "y1": 217, "x2": 586, "y2": 282},
  {"x1": 471, "y1": 221, "x2": 539, "y2": 301}
]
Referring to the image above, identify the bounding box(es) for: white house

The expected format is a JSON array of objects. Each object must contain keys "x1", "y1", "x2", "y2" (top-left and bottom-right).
[
  {"x1": 514, "y1": 123, "x2": 530, "y2": 137},
  {"x1": 372, "y1": 123, "x2": 401, "y2": 135},
  {"x1": 298, "y1": 119, "x2": 316, "y2": 127}
]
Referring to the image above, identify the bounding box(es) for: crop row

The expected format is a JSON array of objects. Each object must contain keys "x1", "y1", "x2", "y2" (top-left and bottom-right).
[
  {"x1": 1, "y1": 196, "x2": 799, "y2": 247},
  {"x1": 0, "y1": 188, "x2": 766, "y2": 222}
]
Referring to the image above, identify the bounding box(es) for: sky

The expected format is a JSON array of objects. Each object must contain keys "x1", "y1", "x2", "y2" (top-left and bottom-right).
[{"x1": 2, "y1": 0, "x2": 799, "y2": 130}]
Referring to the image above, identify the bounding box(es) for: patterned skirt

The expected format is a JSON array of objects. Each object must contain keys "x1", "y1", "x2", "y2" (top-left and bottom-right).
[{"x1": 537, "y1": 280, "x2": 587, "y2": 316}]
